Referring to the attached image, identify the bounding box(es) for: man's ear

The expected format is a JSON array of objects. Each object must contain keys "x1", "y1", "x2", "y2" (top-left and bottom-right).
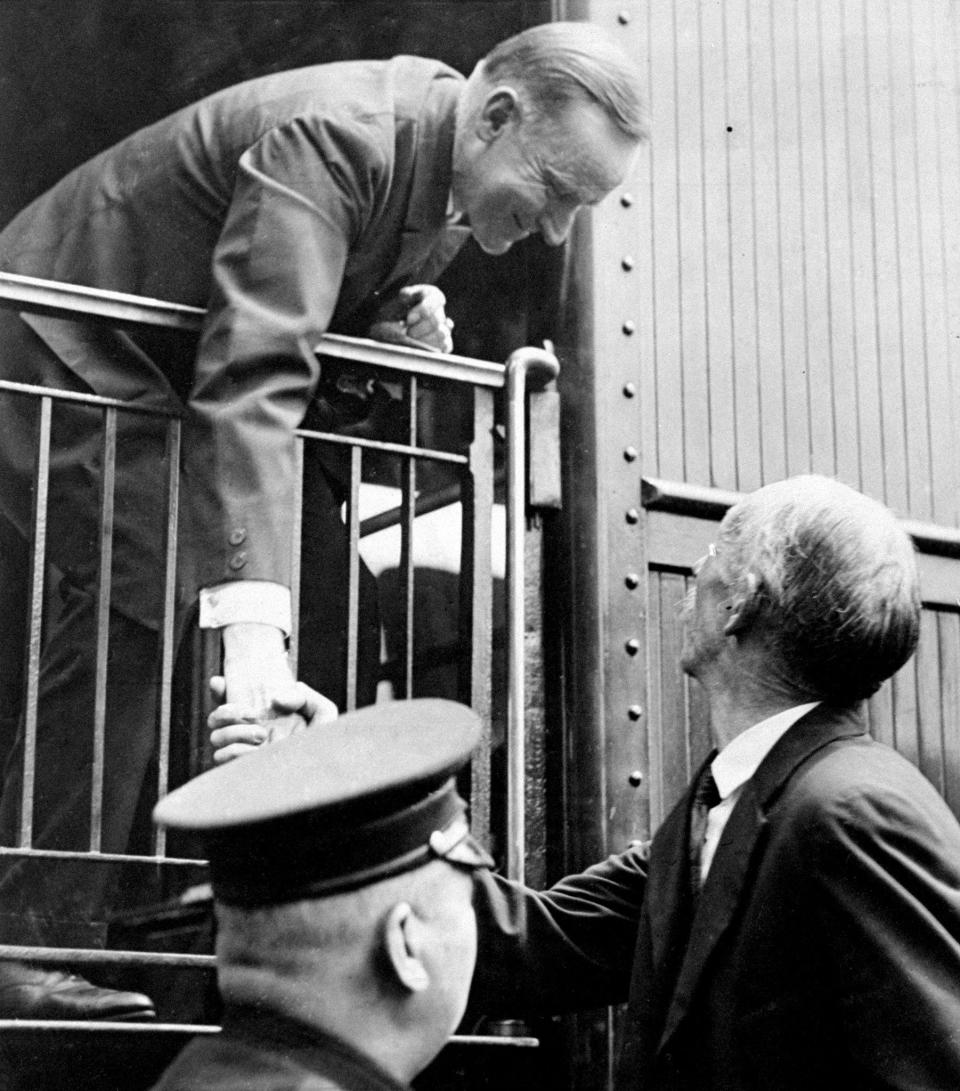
[
  {"x1": 476, "y1": 88, "x2": 520, "y2": 142},
  {"x1": 383, "y1": 902, "x2": 429, "y2": 994},
  {"x1": 723, "y1": 572, "x2": 763, "y2": 636}
]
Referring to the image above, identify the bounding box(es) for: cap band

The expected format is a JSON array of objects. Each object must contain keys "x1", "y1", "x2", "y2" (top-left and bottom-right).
[{"x1": 211, "y1": 779, "x2": 481, "y2": 907}]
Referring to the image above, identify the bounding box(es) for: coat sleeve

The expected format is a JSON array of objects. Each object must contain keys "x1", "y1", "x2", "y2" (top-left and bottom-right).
[
  {"x1": 180, "y1": 115, "x2": 388, "y2": 598},
  {"x1": 808, "y1": 778, "x2": 960, "y2": 1088},
  {"x1": 469, "y1": 845, "x2": 649, "y2": 1015}
]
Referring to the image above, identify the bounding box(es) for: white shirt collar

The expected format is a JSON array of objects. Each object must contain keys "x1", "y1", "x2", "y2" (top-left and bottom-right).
[
  {"x1": 446, "y1": 190, "x2": 462, "y2": 224},
  {"x1": 711, "y1": 703, "x2": 820, "y2": 801}
]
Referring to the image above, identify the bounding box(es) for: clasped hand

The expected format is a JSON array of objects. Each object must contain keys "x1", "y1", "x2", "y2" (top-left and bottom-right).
[
  {"x1": 208, "y1": 676, "x2": 337, "y2": 764},
  {"x1": 368, "y1": 284, "x2": 454, "y2": 354}
]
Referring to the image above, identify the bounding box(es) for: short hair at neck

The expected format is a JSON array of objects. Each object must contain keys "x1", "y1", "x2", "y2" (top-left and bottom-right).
[
  {"x1": 720, "y1": 475, "x2": 920, "y2": 702},
  {"x1": 481, "y1": 22, "x2": 648, "y2": 142},
  {"x1": 215, "y1": 860, "x2": 463, "y2": 1008}
]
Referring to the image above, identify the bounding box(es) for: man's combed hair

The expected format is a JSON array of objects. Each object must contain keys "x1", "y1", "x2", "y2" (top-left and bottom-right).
[
  {"x1": 721, "y1": 476, "x2": 921, "y2": 702},
  {"x1": 482, "y1": 22, "x2": 648, "y2": 142}
]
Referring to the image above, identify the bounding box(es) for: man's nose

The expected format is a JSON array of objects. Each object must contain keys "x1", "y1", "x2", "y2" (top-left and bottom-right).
[{"x1": 538, "y1": 204, "x2": 578, "y2": 246}]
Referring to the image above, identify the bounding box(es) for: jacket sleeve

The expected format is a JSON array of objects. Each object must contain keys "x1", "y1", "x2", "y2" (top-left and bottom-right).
[
  {"x1": 469, "y1": 845, "x2": 648, "y2": 1015},
  {"x1": 180, "y1": 115, "x2": 388, "y2": 598},
  {"x1": 808, "y1": 779, "x2": 960, "y2": 1087}
]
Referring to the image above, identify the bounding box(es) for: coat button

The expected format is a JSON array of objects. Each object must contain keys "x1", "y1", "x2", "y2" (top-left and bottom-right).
[
  {"x1": 228, "y1": 528, "x2": 247, "y2": 546},
  {"x1": 228, "y1": 552, "x2": 247, "y2": 571}
]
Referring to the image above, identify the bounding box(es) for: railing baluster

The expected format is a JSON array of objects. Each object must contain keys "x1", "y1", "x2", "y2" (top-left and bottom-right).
[
  {"x1": 288, "y1": 435, "x2": 304, "y2": 675},
  {"x1": 504, "y1": 349, "x2": 560, "y2": 885},
  {"x1": 398, "y1": 377, "x2": 418, "y2": 700},
  {"x1": 19, "y1": 396, "x2": 52, "y2": 849},
  {"x1": 154, "y1": 417, "x2": 181, "y2": 856},
  {"x1": 460, "y1": 386, "x2": 496, "y2": 850},
  {"x1": 90, "y1": 407, "x2": 117, "y2": 853},
  {"x1": 344, "y1": 446, "x2": 363, "y2": 711},
  {"x1": 0, "y1": 274, "x2": 562, "y2": 898}
]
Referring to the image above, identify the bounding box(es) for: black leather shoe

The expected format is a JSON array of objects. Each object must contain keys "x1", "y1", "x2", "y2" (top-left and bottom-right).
[{"x1": 0, "y1": 961, "x2": 155, "y2": 1021}]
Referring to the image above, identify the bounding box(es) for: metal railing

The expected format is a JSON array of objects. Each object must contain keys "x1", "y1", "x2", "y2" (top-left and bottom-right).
[{"x1": 0, "y1": 272, "x2": 556, "y2": 897}]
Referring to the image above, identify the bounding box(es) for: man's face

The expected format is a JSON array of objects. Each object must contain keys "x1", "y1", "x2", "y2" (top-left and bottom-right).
[
  {"x1": 680, "y1": 538, "x2": 735, "y2": 678},
  {"x1": 453, "y1": 95, "x2": 639, "y2": 256}
]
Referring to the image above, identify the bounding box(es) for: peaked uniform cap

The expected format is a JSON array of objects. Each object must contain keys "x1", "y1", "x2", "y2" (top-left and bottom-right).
[{"x1": 153, "y1": 698, "x2": 492, "y2": 906}]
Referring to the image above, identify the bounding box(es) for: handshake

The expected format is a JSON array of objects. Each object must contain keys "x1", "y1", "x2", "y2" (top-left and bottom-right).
[{"x1": 207, "y1": 676, "x2": 338, "y2": 764}]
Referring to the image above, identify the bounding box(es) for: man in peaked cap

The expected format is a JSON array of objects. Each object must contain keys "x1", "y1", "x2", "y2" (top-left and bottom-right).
[{"x1": 151, "y1": 697, "x2": 492, "y2": 1091}]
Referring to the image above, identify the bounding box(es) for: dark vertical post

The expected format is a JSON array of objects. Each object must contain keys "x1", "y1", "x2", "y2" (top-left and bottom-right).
[{"x1": 551, "y1": 3, "x2": 650, "y2": 1086}]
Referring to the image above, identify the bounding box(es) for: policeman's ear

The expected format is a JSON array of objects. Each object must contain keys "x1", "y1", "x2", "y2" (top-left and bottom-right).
[
  {"x1": 384, "y1": 902, "x2": 430, "y2": 994},
  {"x1": 477, "y1": 88, "x2": 521, "y2": 142},
  {"x1": 723, "y1": 572, "x2": 764, "y2": 637}
]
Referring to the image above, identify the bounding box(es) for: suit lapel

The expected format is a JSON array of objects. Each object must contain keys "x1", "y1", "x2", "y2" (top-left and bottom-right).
[
  {"x1": 653, "y1": 703, "x2": 867, "y2": 1056},
  {"x1": 657, "y1": 781, "x2": 767, "y2": 1051},
  {"x1": 646, "y1": 753, "x2": 717, "y2": 975},
  {"x1": 380, "y1": 76, "x2": 463, "y2": 293}
]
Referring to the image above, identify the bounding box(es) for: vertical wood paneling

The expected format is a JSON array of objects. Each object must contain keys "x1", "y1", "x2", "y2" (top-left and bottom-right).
[
  {"x1": 938, "y1": 612, "x2": 960, "y2": 812},
  {"x1": 646, "y1": 566, "x2": 666, "y2": 827},
  {"x1": 796, "y1": 2, "x2": 837, "y2": 478},
  {"x1": 916, "y1": 610, "x2": 945, "y2": 793},
  {"x1": 889, "y1": 0, "x2": 933, "y2": 520},
  {"x1": 636, "y1": 0, "x2": 960, "y2": 525},
  {"x1": 769, "y1": 1, "x2": 812, "y2": 479},
  {"x1": 699, "y1": 0, "x2": 737, "y2": 487},
  {"x1": 676, "y1": 2, "x2": 711, "y2": 484},
  {"x1": 648, "y1": 5, "x2": 685, "y2": 481},
  {"x1": 726, "y1": 0, "x2": 764, "y2": 491},
  {"x1": 750, "y1": 0, "x2": 788, "y2": 483},
  {"x1": 842, "y1": 0, "x2": 886, "y2": 502},
  {"x1": 924, "y1": 0, "x2": 960, "y2": 525},
  {"x1": 658, "y1": 572, "x2": 693, "y2": 818}
]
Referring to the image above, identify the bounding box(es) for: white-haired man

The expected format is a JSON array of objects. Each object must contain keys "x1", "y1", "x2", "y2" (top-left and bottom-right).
[
  {"x1": 218, "y1": 476, "x2": 960, "y2": 1088},
  {"x1": 468, "y1": 474, "x2": 960, "y2": 1089}
]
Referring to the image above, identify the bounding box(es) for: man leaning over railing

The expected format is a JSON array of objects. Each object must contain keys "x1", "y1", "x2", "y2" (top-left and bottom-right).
[{"x1": 0, "y1": 25, "x2": 645, "y2": 1019}]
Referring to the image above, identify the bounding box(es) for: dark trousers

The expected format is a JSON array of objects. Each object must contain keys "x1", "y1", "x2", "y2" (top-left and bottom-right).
[
  {"x1": 0, "y1": 316, "x2": 380, "y2": 948},
  {"x1": 0, "y1": 545, "x2": 170, "y2": 947}
]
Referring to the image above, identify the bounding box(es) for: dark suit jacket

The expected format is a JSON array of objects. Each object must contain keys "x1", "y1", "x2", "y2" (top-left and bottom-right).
[
  {"x1": 151, "y1": 1007, "x2": 409, "y2": 1091},
  {"x1": 473, "y1": 704, "x2": 960, "y2": 1089},
  {"x1": 0, "y1": 58, "x2": 466, "y2": 622}
]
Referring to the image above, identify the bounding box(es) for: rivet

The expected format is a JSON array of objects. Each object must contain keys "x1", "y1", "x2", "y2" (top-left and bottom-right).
[
  {"x1": 618, "y1": 10, "x2": 631, "y2": 24},
  {"x1": 624, "y1": 446, "x2": 638, "y2": 462},
  {"x1": 628, "y1": 705, "x2": 644, "y2": 721},
  {"x1": 625, "y1": 572, "x2": 640, "y2": 589},
  {"x1": 622, "y1": 320, "x2": 636, "y2": 336},
  {"x1": 620, "y1": 192, "x2": 635, "y2": 207},
  {"x1": 628, "y1": 769, "x2": 644, "y2": 786},
  {"x1": 621, "y1": 255, "x2": 635, "y2": 271},
  {"x1": 623, "y1": 381, "x2": 637, "y2": 398},
  {"x1": 625, "y1": 638, "x2": 640, "y2": 655},
  {"x1": 626, "y1": 508, "x2": 640, "y2": 524}
]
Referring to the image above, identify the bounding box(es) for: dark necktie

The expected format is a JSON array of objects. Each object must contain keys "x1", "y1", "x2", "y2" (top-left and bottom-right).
[{"x1": 689, "y1": 764, "x2": 721, "y2": 899}]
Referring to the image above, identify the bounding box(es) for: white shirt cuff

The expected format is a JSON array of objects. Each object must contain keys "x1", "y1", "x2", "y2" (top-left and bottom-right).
[{"x1": 198, "y1": 581, "x2": 292, "y2": 636}]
